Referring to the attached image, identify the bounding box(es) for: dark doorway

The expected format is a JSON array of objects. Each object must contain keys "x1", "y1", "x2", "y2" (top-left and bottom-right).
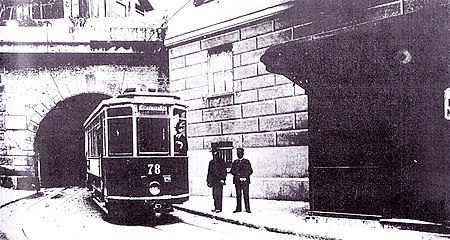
[{"x1": 34, "y1": 93, "x2": 110, "y2": 188}]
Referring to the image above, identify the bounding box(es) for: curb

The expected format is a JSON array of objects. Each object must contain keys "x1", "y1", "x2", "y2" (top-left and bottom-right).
[
  {"x1": 172, "y1": 205, "x2": 338, "y2": 240},
  {"x1": 0, "y1": 192, "x2": 42, "y2": 209}
]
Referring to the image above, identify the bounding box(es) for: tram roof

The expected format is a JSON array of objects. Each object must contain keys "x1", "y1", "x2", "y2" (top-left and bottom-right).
[{"x1": 83, "y1": 91, "x2": 187, "y2": 127}]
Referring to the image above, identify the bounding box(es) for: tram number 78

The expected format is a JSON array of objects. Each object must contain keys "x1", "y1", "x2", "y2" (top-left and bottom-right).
[{"x1": 148, "y1": 164, "x2": 161, "y2": 175}]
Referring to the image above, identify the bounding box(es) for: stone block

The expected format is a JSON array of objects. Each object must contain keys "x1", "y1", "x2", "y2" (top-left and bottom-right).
[
  {"x1": 169, "y1": 56, "x2": 185, "y2": 70},
  {"x1": 233, "y1": 38, "x2": 257, "y2": 54},
  {"x1": 242, "y1": 100, "x2": 275, "y2": 118},
  {"x1": 275, "y1": 74, "x2": 292, "y2": 85},
  {"x1": 201, "y1": 31, "x2": 239, "y2": 50},
  {"x1": 177, "y1": 86, "x2": 208, "y2": 101},
  {"x1": 276, "y1": 95, "x2": 308, "y2": 114},
  {"x1": 234, "y1": 89, "x2": 257, "y2": 104},
  {"x1": 184, "y1": 98, "x2": 207, "y2": 111},
  {"x1": 30, "y1": 113, "x2": 43, "y2": 126},
  {"x1": 294, "y1": 85, "x2": 306, "y2": 95},
  {"x1": 187, "y1": 136, "x2": 204, "y2": 150},
  {"x1": 28, "y1": 121, "x2": 38, "y2": 133},
  {"x1": 207, "y1": 93, "x2": 234, "y2": 108},
  {"x1": 243, "y1": 132, "x2": 275, "y2": 147},
  {"x1": 241, "y1": 20, "x2": 274, "y2": 40},
  {"x1": 233, "y1": 55, "x2": 241, "y2": 67},
  {"x1": 276, "y1": 129, "x2": 309, "y2": 146},
  {"x1": 241, "y1": 74, "x2": 275, "y2": 91},
  {"x1": 257, "y1": 28, "x2": 292, "y2": 49},
  {"x1": 233, "y1": 64, "x2": 258, "y2": 80},
  {"x1": 258, "y1": 83, "x2": 295, "y2": 101},
  {"x1": 203, "y1": 105, "x2": 241, "y2": 122},
  {"x1": 257, "y1": 62, "x2": 270, "y2": 75},
  {"x1": 170, "y1": 41, "x2": 201, "y2": 58},
  {"x1": 185, "y1": 75, "x2": 208, "y2": 90},
  {"x1": 170, "y1": 64, "x2": 203, "y2": 81},
  {"x1": 185, "y1": 50, "x2": 208, "y2": 66},
  {"x1": 233, "y1": 80, "x2": 242, "y2": 92},
  {"x1": 188, "y1": 122, "x2": 221, "y2": 137},
  {"x1": 170, "y1": 78, "x2": 186, "y2": 92},
  {"x1": 259, "y1": 114, "x2": 295, "y2": 132},
  {"x1": 187, "y1": 109, "x2": 203, "y2": 124},
  {"x1": 295, "y1": 112, "x2": 308, "y2": 129},
  {"x1": 240, "y1": 48, "x2": 268, "y2": 66},
  {"x1": 222, "y1": 118, "x2": 258, "y2": 134}
]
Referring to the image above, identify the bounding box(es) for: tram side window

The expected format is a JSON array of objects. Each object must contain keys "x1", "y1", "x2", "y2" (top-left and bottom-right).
[
  {"x1": 174, "y1": 109, "x2": 187, "y2": 156},
  {"x1": 108, "y1": 118, "x2": 133, "y2": 155},
  {"x1": 138, "y1": 118, "x2": 169, "y2": 154},
  {"x1": 87, "y1": 128, "x2": 99, "y2": 157}
]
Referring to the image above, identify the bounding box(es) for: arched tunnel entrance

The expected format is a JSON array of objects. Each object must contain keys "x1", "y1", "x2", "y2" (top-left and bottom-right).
[{"x1": 34, "y1": 93, "x2": 110, "y2": 188}]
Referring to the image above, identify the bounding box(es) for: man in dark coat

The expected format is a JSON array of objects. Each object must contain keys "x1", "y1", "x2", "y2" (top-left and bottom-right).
[
  {"x1": 174, "y1": 121, "x2": 188, "y2": 155},
  {"x1": 230, "y1": 147, "x2": 253, "y2": 213},
  {"x1": 206, "y1": 144, "x2": 227, "y2": 213}
]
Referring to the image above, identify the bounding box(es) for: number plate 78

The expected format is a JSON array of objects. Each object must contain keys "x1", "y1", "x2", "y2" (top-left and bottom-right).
[{"x1": 148, "y1": 163, "x2": 161, "y2": 175}]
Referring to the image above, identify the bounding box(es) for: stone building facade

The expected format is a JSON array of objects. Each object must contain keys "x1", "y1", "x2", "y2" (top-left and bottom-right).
[
  {"x1": 165, "y1": 0, "x2": 449, "y2": 201},
  {"x1": 165, "y1": 0, "x2": 309, "y2": 200}
]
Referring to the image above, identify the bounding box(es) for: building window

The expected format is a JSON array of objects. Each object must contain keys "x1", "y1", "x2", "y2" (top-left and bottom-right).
[
  {"x1": 212, "y1": 141, "x2": 234, "y2": 172},
  {"x1": 208, "y1": 44, "x2": 233, "y2": 96}
]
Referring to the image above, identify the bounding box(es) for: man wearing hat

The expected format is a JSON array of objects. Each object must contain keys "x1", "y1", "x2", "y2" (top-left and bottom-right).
[
  {"x1": 206, "y1": 143, "x2": 227, "y2": 213},
  {"x1": 230, "y1": 147, "x2": 253, "y2": 213}
]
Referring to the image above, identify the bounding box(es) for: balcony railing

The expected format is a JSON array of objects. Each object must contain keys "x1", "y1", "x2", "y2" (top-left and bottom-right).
[{"x1": 0, "y1": 17, "x2": 165, "y2": 43}]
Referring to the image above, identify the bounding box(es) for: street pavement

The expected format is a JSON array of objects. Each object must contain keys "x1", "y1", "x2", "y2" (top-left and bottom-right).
[
  {"x1": 1, "y1": 187, "x2": 449, "y2": 240},
  {"x1": 174, "y1": 195, "x2": 450, "y2": 240}
]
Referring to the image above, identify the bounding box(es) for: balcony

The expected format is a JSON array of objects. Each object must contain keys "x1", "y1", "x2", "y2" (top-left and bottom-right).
[{"x1": 0, "y1": 17, "x2": 164, "y2": 45}]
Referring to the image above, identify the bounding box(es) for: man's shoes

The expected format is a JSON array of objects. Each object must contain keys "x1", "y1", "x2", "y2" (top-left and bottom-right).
[
  {"x1": 215, "y1": 210, "x2": 222, "y2": 213},
  {"x1": 246, "y1": 210, "x2": 251, "y2": 213},
  {"x1": 233, "y1": 210, "x2": 241, "y2": 213},
  {"x1": 211, "y1": 210, "x2": 216, "y2": 212}
]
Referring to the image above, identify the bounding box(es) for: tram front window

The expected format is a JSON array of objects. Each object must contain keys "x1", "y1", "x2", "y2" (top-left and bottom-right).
[
  {"x1": 108, "y1": 118, "x2": 133, "y2": 155},
  {"x1": 138, "y1": 118, "x2": 169, "y2": 154}
]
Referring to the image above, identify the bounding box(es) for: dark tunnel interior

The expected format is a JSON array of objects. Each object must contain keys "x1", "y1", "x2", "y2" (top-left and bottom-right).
[{"x1": 34, "y1": 93, "x2": 110, "y2": 188}]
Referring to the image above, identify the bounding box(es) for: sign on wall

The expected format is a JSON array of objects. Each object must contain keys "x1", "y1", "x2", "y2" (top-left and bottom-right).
[{"x1": 4, "y1": 115, "x2": 27, "y2": 130}]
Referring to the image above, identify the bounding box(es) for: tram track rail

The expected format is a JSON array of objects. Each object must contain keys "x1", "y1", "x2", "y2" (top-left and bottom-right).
[{"x1": 19, "y1": 187, "x2": 85, "y2": 240}]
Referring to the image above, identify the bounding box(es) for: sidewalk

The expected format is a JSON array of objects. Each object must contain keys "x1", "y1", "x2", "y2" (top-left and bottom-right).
[
  {"x1": 174, "y1": 195, "x2": 450, "y2": 240},
  {"x1": 0, "y1": 187, "x2": 38, "y2": 208}
]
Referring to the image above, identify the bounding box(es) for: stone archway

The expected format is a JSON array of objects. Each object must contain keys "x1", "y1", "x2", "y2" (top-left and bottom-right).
[
  {"x1": 34, "y1": 93, "x2": 110, "y2": 188},
  {"x1": 0, "y1": 52, "x2": 166, "y2": 189}
]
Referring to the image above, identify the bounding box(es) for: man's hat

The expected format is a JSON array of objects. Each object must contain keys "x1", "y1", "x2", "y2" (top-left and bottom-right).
[
  {"x1": 210, "y1": 143, "x2": 219, "y2": 152},
  {"x1": 236, "y1": 147, "x2": 244, "y2": 152}
]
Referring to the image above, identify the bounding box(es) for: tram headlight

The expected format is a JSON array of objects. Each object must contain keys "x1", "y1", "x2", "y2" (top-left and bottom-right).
[{"x1": 149, "y1": 181, "x2": 161, "y2": 195}]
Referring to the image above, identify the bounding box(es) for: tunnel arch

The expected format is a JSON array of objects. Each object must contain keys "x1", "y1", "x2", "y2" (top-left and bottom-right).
[{"x1": 34, "y1": 93, "x2": 110, "y2": 188}]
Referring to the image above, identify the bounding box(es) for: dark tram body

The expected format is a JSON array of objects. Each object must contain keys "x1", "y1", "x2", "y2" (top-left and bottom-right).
[{"x1": 84, "y1": 91, "x2": 189, "y2": 219}]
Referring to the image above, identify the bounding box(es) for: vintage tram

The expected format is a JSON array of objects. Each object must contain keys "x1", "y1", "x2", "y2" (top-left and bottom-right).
[{"x1": 83, "y1": 89, "x2": 189, "y2": 219}]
